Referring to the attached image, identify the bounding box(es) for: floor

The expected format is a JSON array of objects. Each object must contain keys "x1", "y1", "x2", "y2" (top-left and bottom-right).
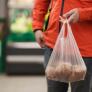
[{"x1": 0, "y1": 74, "x2": 71, "y2": 92}]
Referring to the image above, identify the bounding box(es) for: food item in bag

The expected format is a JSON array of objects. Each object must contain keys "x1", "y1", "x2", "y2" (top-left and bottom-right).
[
  {"x1": 68, "y1": 65, "x2": 86, "y2": 81},
  {"x1": 45, "y1": 66, "x2": 57, "y2": 79},
  {"x1": 56, "y1": 62, "x2": 72, "y2": 79}
]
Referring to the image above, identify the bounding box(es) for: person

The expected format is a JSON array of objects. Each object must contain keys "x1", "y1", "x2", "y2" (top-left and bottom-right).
[{"x1": 32, "y1": 0, "x2": 92, "y2": 92}]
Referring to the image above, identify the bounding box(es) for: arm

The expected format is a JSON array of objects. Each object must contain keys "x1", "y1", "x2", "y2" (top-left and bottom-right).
[
  {"x1": 79, "y1": 7, "x2": 92, "y2": 21},
  {"x1": 32, "y1": 0, "x2": 50, "y2": 31}
]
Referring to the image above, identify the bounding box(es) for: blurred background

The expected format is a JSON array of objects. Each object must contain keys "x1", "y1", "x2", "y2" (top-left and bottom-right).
[
  {"x1": 0, "y1": 0, "x2": 87, "y2": 92},
  {"x1": 0, "y1": 0, "x2": 47, "y2": 92}
]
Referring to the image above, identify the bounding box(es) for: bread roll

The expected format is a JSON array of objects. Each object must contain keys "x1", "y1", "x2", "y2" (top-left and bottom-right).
[
  {"x1": 45, "y1": 66, "x2": 57, "y2": 80},
  {"x1": 55, "y1": 62, "x2": 72, "y2": 80},
  {"x1": 68, "y1": 65, "x2": 86, "y2": 82}
]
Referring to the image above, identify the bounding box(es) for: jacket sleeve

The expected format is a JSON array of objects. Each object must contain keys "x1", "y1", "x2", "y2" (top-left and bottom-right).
[
  {"x1": 32, "y1": 0, "x2": 50, "y2": 31},
  {"x1": 79, "y1": 7, "x2": 92, "y2": 22}
]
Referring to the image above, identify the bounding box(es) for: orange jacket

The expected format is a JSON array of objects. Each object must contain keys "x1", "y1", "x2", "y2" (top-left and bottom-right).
[{"x1": 32, "y1": 0, "x2": 92, "y2": 57}]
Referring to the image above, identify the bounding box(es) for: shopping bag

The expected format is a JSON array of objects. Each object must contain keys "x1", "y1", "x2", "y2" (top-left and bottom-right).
[{"x1": 45, "y1": 20, "x2": 87, "y2": 82}]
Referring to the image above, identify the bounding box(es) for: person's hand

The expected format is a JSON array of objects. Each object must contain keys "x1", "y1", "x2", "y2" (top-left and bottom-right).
[
  {"x1": 34, "y1": 30, "x2": 45, "y2": 47},
  {"x1": 60, "y1": 8, "x2": 79, "y2": 23}
]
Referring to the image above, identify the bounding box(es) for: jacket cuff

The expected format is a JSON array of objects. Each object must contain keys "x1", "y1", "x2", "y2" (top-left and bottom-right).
[{"x1": 33, "y1": 29, "x2": 43, "y2": 33}]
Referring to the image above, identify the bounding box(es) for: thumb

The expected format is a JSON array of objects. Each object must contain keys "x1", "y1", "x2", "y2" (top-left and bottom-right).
[
  {"x1": 40, "y1": 33, "x2": 44, "y2": 41},
  {"x1": 68, "y1": 14, "x2": 75, "y2": 23},
  {"x1": 40, "y1": 34, "x2": 45, "y2": 47}
]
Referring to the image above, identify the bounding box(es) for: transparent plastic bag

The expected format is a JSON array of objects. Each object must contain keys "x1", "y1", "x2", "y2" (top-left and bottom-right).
[{"x1": 45, "y1": 20, "x2": 87, "y2": 82}]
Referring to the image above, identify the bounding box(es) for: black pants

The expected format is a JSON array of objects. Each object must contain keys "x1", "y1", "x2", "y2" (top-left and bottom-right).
[{"x1": 44, "y1": 46, "x2": 92, "y2": 92}]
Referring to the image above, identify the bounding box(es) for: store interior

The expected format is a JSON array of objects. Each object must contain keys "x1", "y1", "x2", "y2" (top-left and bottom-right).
[
  {"x1": 0, "y1": 0, "x2": 45, "y2": 75},
  {"x1": 0, "y1": 0, "x2": 47, "y2": 92},
  {"x1": 1, "y1": 0, "x2": 91, "y2": 92}
]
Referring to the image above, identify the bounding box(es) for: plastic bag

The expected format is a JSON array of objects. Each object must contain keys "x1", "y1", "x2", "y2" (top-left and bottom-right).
[{"x1": 45, "y1": 20, "x2": 87, "y2": 82}]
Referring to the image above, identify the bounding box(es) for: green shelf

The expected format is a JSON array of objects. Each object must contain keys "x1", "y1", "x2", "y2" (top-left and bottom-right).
[{"x1": 7, "y1": 31, "x2": 36, "y2": 42}]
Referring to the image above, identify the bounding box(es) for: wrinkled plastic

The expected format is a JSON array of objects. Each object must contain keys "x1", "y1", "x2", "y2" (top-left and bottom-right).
[{"x1": 45, "y1": 20, "x2": 87, "y2": 82}]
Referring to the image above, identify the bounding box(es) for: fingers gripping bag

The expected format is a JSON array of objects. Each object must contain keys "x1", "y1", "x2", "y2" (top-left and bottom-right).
[{"x1": 45, "y1": 20, "x2": 87, "y2": 82}]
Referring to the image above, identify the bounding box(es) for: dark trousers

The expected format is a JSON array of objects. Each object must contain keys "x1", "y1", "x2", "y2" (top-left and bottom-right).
[{"x1": 44, "y1": 46, "x2": 92, "y2": 92}]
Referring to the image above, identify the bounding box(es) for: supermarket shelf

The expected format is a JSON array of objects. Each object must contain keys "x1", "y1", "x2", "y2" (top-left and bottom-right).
[
  {"x1": 7, "y1": 42, "x2": 41, "y2": 48},
  {"x1": 6, "y1": 42, "x2": 45, "y2": 75},
  {"x1": 7, "y1": 55, "x2": 44, "y2": 63},
  {"x1": 6, "y1": 62, "x2": 44, "y2": 75}
]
